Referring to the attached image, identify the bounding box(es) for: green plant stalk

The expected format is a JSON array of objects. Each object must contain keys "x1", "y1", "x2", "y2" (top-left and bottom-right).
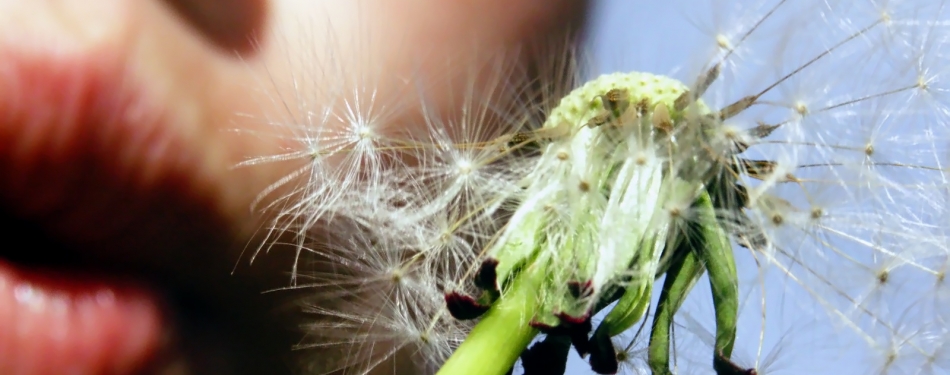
[{"x1": 437, "y1": 268, "x2": 544, "y2": 375}]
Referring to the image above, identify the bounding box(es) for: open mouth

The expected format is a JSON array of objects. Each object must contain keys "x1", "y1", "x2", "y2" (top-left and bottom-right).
[{"x1": 0, "y1": 9, "x2": 298, "y2": 374}]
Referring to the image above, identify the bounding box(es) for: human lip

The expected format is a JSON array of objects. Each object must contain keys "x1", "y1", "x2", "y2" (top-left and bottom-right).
[
  {"x1": 0, "y1": 3, "x2": 225, "y2": 373},
  {"x1": 0, "y1": 261, "x2": 164, "y2": 375},
  {"x1": 0, "y1": 56, "x2": 172, "y2": 375}
]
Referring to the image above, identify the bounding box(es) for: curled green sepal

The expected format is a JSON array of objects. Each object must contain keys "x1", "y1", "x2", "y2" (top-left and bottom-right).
[
  {"x1": 646, "y1": 233, "x2": 706, "y2": 375},
  {"x1": 590, "y1": 229, "x2": 666, "y2": 336},
  {"x1": 693, "y1": 192, "x2": 740, "y2": 360},
  {"x1": 587, "y1": 234, "x2": 664, "y2": 374}
]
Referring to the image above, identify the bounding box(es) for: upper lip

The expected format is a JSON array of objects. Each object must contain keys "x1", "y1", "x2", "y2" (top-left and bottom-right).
[{"x1": 0, "y1": 11, "x2": 298, "y2": 375}]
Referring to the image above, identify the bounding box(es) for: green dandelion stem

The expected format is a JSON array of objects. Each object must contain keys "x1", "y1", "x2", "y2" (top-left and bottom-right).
[{"x1": 437, "y1": 268, "x2": 544, "y2": 375}]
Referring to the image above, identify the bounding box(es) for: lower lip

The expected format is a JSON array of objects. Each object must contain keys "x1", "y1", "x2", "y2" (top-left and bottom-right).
[{"x1": 0, "y1": 261, "x2": 164, "y2": 375}]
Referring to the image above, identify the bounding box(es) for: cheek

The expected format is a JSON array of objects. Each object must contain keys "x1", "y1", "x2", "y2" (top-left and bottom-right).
[{"x1": 386, "y1": 0, "x2": 588, "y2": 48}]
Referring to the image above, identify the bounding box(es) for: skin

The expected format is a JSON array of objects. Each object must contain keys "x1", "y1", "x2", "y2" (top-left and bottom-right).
[{"x1": 0, "y1": 0, "x2": 590, "y2": 374}]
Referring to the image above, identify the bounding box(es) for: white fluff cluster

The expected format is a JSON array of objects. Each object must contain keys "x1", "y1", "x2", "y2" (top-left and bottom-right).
[{"x1": 237, "y1": 0, "x2": 950, "y2": 374}]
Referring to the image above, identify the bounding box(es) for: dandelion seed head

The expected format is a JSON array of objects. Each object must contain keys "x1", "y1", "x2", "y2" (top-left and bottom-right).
[
  {"x1": 809, "y1": 206, "x2": 824, "y2": 220},
  {"x1": 794, "y1": 101, "x2": 808, "y2": 116},
  {"x1": 455, "y1": 160, "x2": 472, "y2": 176},
  {"x1": 716, "y1": 34, "x2": 732, "y2": 51},
  {"x1": 357, "y1": 123, "x2": 373, "y2": 139}
]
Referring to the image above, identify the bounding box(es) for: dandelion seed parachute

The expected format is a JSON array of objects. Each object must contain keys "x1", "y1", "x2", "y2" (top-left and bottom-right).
[{"x1": 236, "y1": 0, "x2": 950, "y2": 374}]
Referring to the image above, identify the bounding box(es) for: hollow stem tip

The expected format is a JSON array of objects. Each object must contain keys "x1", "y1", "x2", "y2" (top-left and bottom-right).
[{"x1": 437, "y1": 269, "x2": 544, "y2": 375}]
